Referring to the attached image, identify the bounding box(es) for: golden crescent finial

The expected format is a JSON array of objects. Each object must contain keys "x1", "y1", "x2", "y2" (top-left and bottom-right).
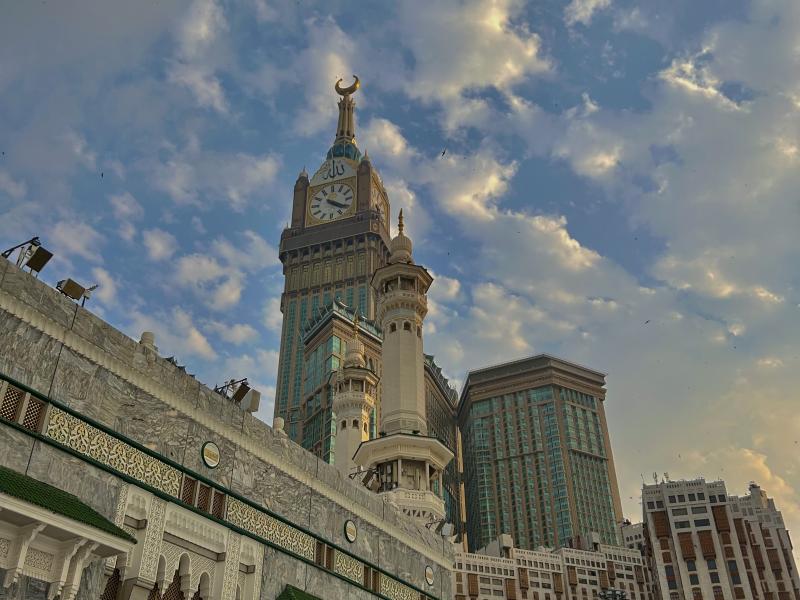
[{"x1": 335, "y1": 75, "x2": 360, "y2": 96}]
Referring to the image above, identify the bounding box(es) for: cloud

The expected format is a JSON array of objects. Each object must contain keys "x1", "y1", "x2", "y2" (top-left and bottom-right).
[
  {"x1": 154, "y1": 148, "x2": 281, "y2": 211},
  {"x1": 142, "y1": 228, "x2": 178, "y2": 261},
  {"x1": 127, "y1": 306, "x2": 217, "y2": 361},
  {"x1": 262, "y1": 297, "x2": 283, "y2": 333},
  {"x1": 109, "y1": 192, "x2": 144, "y2": 221},
  {"x1": 0, "y1": 170, "x2": 27, "y2": 199},
  {"x1": 174, "y1": 230, "x2": 278, "y2": 311},
  {"x1": 168, "y1": 0, "x2": 230, "y2": 113},
  {"x1": 206, "y1": 320, "x2": 259, "y2": 344},
  {"x1": 49, "y1": 221, "x2": 105, "y2": 264},
  {"x1": 564, "y1": 0, "x2": 612, "y2": 26},
  {"x1": 91, "y1": 267, "x2": 118, "y2": 304}
]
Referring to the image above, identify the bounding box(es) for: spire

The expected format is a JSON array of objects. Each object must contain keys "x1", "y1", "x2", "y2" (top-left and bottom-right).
[
  {"x1": 334, "y1": 75, "x2": 360, "y2": 145},
  {"x1": 398, "y1": 209, "x2": 404, "y2": 235},
  {"x1": 344, "y1": 309, "x2": 366, "y2": 369}
]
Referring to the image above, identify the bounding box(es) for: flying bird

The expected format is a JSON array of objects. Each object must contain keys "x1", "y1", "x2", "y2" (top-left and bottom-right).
[
  {"x1": 441, "y1": 148, "x2": 447, "y2": 157},
  {"x1": 644, "y1": 320, "x2": 650, "y2": 325}
]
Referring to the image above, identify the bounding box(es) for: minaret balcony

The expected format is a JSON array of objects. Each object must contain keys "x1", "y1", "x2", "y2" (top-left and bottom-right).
[{"x1": 385, "y1": 488, "x2": 446, "y2": 522}]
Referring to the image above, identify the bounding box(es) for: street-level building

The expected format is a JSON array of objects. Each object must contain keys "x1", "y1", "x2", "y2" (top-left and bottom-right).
[
  {"x1": 458, "y1": 355, "x2": 624, "y2": 552},
  {"x1": 452, "y1": 533, "x2": 654, "y2": 600},
  {"x1": 641, "y1": 478, "x2": 799, "y2": 600}
]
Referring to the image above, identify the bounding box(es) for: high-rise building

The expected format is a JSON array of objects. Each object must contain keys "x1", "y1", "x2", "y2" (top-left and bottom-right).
[
  {"x1": 274, "y1": 77, "x2": 391, "y2": 441},
  {"x1": 300, "y1": 299, "x2": 382, "y2": 463},
  {"x1": 425, "y1": 353, "x2": 466, "y2": 541},
  {"x1": 458, "y1": 355, "x2": 624, "y2": 552},
  {"x1": 642, "y1": 479, "x2": 800, "y2": 600},
  {"x1": 452, "y1": 533, "x2": 655, "y2": 600}
]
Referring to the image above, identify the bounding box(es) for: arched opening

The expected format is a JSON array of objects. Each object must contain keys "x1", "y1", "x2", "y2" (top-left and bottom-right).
[
  {"x1": 417, "y1": 325, "x2": 422, "y2": 338},
  {"x1": 236, "y1": 585, "x2": 242, "y2": 600},
  {"x1": 99, "y1": 568, "x2": 122, "y2": 600},
  {"x1": 191, "y1": 572, "x2": 211, "y2": 600},
  {"x1": 390, "y1": 323, "x2": 397, "y2": 333},
  {"x1": 161, "y1": 569, "x2": 184, "y2": 600},
  {"x1": 403, "y1": 321, "x2": 411, "y2": 331},
  {"x1": 352, "y1": 419, "x2": 358, "y2": 428},
  {"x1": 341, "y1": 420, "x2": 347, "y2": 430}
]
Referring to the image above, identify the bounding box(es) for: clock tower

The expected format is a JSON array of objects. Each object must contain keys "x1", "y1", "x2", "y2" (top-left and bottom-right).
[{"x1": 274, "y1": 77, "x2": 392, "y2": 444}]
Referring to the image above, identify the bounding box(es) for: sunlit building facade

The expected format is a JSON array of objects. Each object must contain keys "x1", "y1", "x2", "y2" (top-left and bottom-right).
[{"x1": 459, "y1": 355, "x2": 623, "y2": 552}]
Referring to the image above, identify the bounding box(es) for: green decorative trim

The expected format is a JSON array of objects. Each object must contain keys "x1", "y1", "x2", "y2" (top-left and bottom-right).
[
  {"x1": 0, "y1": 371, "x2": 439, "y2": 600},
  {"x1": 0, "y1": 464, "x2": 136, "y2": 543},
  {"x1": 277, "y1": 584, "x2": 323, "y2": 600}
]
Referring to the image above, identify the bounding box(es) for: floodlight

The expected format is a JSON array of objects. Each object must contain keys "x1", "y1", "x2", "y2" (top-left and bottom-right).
[
  {"x1": 240, "y1": 388, "x2": 261, "y2": 413},
  {"x1": 56, "y1": 279, "x2": 86, "y2": 301},
  {"x1": 24, "y1": 246, "x2": 53, "y2": 274},
  {"x1": 2, "y1": 237, "x2": 53, "y2": 277},
  {"x1": 440, "y1": 523, "x2": 455, "y2": 537},
  {"x1": 231, "y1": 380, "x2": 251, "y2": 403}
]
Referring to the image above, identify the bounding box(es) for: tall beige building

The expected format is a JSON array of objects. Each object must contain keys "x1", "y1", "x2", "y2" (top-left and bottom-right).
[
  {"x1": 642, "y1": 478, "x2": 800, "y2": 600},
  {"x1": 274, "y1": 77, "x2": 391, "y2": 441},
  {"x1": 458, "y1": 355, "x2": 624, "y2": 552}
]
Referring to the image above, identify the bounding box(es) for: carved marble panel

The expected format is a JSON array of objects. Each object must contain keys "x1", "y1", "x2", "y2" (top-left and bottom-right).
[
  {"x1": 45, "y1": 407, "x2": 181, "y2": 497},
  {"x1": 225, "y1": 498, "x2": 315, "y2": 562}
]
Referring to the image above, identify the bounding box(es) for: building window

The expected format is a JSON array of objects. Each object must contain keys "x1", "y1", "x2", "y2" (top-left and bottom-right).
[
  {"x1": 710, "y1": 572, "x2": 720, "y2": 584},
  {"x1": 688, "y1": 493, "x2": 696, "y2": 501},
  {"x1": 695, "y1": 519, "x2": 711, "y2": 527},
  {"x1": 697, "y1": 493, "x2": 705, "y2": 500},
  {"x1": 713, "y1": 587, "x2": 723, "y2": 600},
  {"x1": 352, "y1": 419, "x2": 358, "y2": 428},
  {"x1": 687, "y1": 561, "x2": 696, "y2": 572},
  {"x1": 341, "y1": 420, "x2": 347, "y2": 429},
  {"x1": 707, "y1": 560, "x2": 717, "y2": 570},
  {"x1": 690, "y1": 574, "x2": 700, "y2": 585},
  {"x1": 390, "y1": 323, "x2": 397, "y2": 333},
  {"x1": 678, "y1": 495, "x2": 686, "y2": 502},
  {"x1": 403, "y1": 321, "x2": 411, "y2": 331},
  {"x1": 675, "y1": 521, "x2": 691, "y2": 529},
  {"x1": 669, "y1": 496, "x2": 676, "y2": 503},
  {"x1": 647, "y1": 502, "x2": 655, "y2": 509}
]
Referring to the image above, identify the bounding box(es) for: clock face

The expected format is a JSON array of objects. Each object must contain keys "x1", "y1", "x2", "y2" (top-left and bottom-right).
[{"x1": 309, "y1": 183, "x2": 354, "y2": 222}]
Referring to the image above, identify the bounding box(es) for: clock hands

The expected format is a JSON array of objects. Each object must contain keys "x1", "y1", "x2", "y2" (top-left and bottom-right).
[{"x1": 326, "y1": 198, "x2": 349, "y2": 209}]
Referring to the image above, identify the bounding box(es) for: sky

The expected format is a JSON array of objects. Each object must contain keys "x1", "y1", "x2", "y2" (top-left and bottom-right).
[{"x1": 2, "y1": 0, "x2": 800, "y2": 545}]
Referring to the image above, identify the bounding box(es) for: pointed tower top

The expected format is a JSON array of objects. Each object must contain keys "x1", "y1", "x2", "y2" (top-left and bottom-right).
[
  {"x1": 344, "y1": 310, "x2": 366, "y2": 369},
  {"x1": 389, "y1": 208, "x2": 413, "y2": 264}
]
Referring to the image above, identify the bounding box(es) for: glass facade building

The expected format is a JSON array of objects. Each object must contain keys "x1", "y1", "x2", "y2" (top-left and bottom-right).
[
  {"x1": 300, "y1": 300, "x2": 382, "y2": 463},
  {"x1": 458, "y1": 355, "x2": 623, "y2": 553}
]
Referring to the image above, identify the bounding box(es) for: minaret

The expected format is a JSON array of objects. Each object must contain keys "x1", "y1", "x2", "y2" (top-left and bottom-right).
[
  {"x1": 332, "y1": 314, "x2": 379, "y2": 480},
  {"x1": 354, "y1": 211, "x2": 454, "y2": 524}
]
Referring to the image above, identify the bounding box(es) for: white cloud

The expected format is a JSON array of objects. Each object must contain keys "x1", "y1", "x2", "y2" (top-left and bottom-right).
[
  {"x1": 168, "y1": 65, "x2": 228, "y2": 114},
  {"x1": 109, "y1": 192, "x2": 144, "y2": 221},
  {"x1": 127, "y1": 307, "x2": 217, "y2": 361},
  {"x1": 65, "y1": 131, "x2": 97, "y2": 171},
  {"x1": 564, "y1": 0, "x2": 612, "y2": 26},
  {"x1": 169, "y1": 0, "x2": 230, "y2": 113},
  {"x1": 262, "y1": 297, "x2": 283, "y2": 333},
  {"x1": 174, "y1": 231, "x2": 278, "y2": 311},
  {"x1": 50, "y1": 221, "x2": 105, "y2": 264},
  {"x1": 206, "y1": 320, "x2": 259, "y2": 344},
  {"x1": 0, "y1": 170, "x2": 27, "y2": 199},
  {"x1": 154, "y1": 148, "x2": 281, "y2": 211},
  {"x1": 91, "y1": 267, "x2": 118, "y2": 304},
  {"x1": 142, "y1": 228, "x2": 178, "y2": 261}
]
